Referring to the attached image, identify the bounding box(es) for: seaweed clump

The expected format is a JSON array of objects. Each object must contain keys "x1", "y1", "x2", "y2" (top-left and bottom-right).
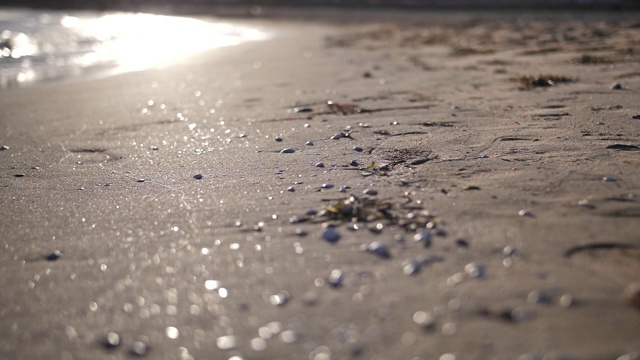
[{"x1": 515, "y1": 75, "x2": 574, "y2": 90}]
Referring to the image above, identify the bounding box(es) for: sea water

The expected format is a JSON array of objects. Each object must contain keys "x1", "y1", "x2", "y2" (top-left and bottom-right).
[{"x1": 0, "y1": 9, "x2": 268, "y2": 89}]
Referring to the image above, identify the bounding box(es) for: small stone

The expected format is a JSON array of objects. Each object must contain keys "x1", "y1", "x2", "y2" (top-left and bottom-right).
[
  {"x1": 280, "y1": 330, "x2": 298, "y2": 343},
  {"x1": 321, "y1": 183, "x2": 334, "y2": 189},
  {"x1": 46, "y1": 250, "x2": 62, "y2": 261},
  {"x1": 193, "y1": 173, "x2": 203, "y2": 180},
  {"x1": 349, "y1": 160, "x2": 359, "y2": 167},
  {"x1": 559, "y1": 294, "x2": 574, "y2": 308},
  {"x1": 275, "y1": 137, "x2": 283, "y2": 142},
  {"x1": 503, "y1": 246, "x2": 516, "y2": 256},
  {"x1": 216, "y1": 335, "x2": 237, "y2": 350},
  {"x1": 464, "y1": 263, "x2": 485, "y2": 278},
  {"x1": 269, "y1": 291, "x2": 290, "y2": 306},
  {"x1": 315, "y1": 162, "x2": 325, "y2": 168},
  {"x1": 527, "y1": 290, "x2": 552, "y2": 304},
  {"x1": 364, "y1": 241, "x2": 391, "y2": 258},
  {"x1": 306, "y1": 141, "x2": 314, "y2": 146},
  {"x1": 150, "y1": 145, "x2": 159, "y2": 150},
  {"x1": 328, "y1": 269, "x2": 344, "y2": 287},
  {"x1": 306, "y1": 209, "x2": 318, "y2": 216},
  {"x1": 295, "y1": 228, "x2": 307, "y2": 237},
  {"x1": 603, "y1": 176, "x2": 617, "y2": 182},
  {"x1": 413, "y1": 231, "x2": 432, "y2": 247},
  {"x1": 518, "y1": 209, "x2": 533, "y2": 217},
  {"x1": 610, "y1": 82, "x2": 623, "y2": 90},
  {"x1": 304, "y1": 123, "x2": 311, "y2": 128},
  {"x1": 331, "y1": 134, "x2": 344, "y2": 140},
  {"x1": 14, "y1": 174, "x2": 25, "y2": 177},
  {"x1": 280, "y1": 148, "x2": 295, "y2": 154},
  {"x1": 338, "y1": 186, "x2": 349, "y2": 193},
  {"x1": 322, "y1": 228, "x2": 340, "y2": 243},
  {"x1": 403, "y1": 260, "x2": 420, "y2": 275},
  {"x1": 622, "y1": 282, "x2": 640, "y2": 308},
  {"x1": 455, "y1": 239, "x2": 469, "y2": 248},
  {"x1": 478, "y1": 154, "x2": 489, "y2": 159},
  {"x1": 0, "y1": 145, "x2": 9, "y2": 150},
  {"x1": 103, "y1": 332, "x2": 121, "y2": 349},
  {"x1": 391, "y1": 121, "x2": 400, "y2": 125},
  {"x1": 413, "y1": 311, "x2": 436, "y2": 329},
  {"x1": 617, "y1": 353, "x2": 640, "y2": 360},
  {"x1": 136, "y1": 179, "x2": 145, "y2": 183},
  {"x1": 130, "y1": 339, "x2": 148, "y2": 356},
  {"x1": 363, "y1": 189, "x2": 378, "y2": 196},
  {"x1": 353, "y1": 146, "x2": 363, "y2": 152},
  {"x1": 295, "y1": 107, "x2": 313, "y2": 113},
  {"x1": 286, "y1": 187, "x2": 295, "y2": 192}
]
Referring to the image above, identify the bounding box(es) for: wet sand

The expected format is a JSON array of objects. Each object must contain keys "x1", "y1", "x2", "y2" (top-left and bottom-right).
[{"x1": 1, "y1": 9, "x2": 639, "y2": 360}]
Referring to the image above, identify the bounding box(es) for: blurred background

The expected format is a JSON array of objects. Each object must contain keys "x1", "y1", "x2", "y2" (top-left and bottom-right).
[{"x1": 0, "y1": 0, "x2": 638, "y2": 12}]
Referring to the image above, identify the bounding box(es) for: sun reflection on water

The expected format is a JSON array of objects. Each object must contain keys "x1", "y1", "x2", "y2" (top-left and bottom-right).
[
  {"x1": 0, "y1": 10, "x2": 268, "y2": 88},
  {"x1": 65, "y1": 13, "x2": 268, "y2": 73}
]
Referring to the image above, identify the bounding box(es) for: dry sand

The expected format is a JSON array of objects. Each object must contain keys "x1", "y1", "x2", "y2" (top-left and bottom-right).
[{"x1": 1, "y1": 9, "x2": 639, "y2": 360}]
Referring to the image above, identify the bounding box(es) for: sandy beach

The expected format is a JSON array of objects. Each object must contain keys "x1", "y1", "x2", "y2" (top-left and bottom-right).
[{"x1": 1, "y1": 8, "x2": 639, "y2": 360}]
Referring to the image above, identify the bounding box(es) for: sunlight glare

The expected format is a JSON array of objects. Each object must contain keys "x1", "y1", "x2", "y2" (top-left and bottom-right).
[{"x1": 67, "y1": 13, "x2": 267, "y2": 73}]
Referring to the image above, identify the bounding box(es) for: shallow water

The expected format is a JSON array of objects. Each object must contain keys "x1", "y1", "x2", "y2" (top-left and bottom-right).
[{"x1": 0, "y1": 9, "x2": 268, "y2": 89}]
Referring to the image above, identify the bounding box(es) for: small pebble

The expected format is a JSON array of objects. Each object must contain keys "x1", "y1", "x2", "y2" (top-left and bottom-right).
[
  {"x1": 322, "y1": 228, "x2": 340, "y2": 243},
  {"x1": 103, "y1": 332, "x2": 120, "y2": 349},
  {"x1": 150, "y1": 145, "x2": 159, "y2": 150},
  {"x1": 503, "y1": 245, "x2": 516, "y2": 256},
  {"x1": 315, "y1": 162, "x2": 325, "y2": 168},
  {"x1": 363, "y1": 189, "x2": 378, "y2": 196},
  {"x1": 321, "y1": 183, "x2": 334, "y2": 189},
  {"x1": 331, "y1": 134, "x2": 344, "y2": 140},
  {"x1": 216, "y1": 335, "x2": 237, "y2": 350},
  {"x1": 622, "y1": 282, "x2": 640, "y2": 308},
  {"x1": 295, "y1": 228, "x2": 307, "y2": 237},
  {"x1": 559, "y1": 294, "x2": 574, "y2": 308},
  {"x1": 295, "y1": 107, "x2": 313, "y2": 113},
  {"x1": 286, "y1": 187, "x2": 295, "y2": 192},
  {"x1": 0, "y1": 145, "x2": 9, "y2": 150},
  {"x1": 464, "y1": 263, "x2": 485, "y2": 278},
  {"x1": 349, "y1": 160, "x2": 359, "y2": 167},
  {"x1": 403, "y1": 260, "x2": 420, "y2": 275},
  {"x1": 478, "y1": 154, "x2": 489, "y2": 159},
  {"x1": 306, "y1": 141, "x2": 314, "y2": 146},
  {"x1": 518, "y1": 209, "x2": 533, "y2": 217},
  {"x1": 280, "y1": 330, "x2": 298, "y2": 343},
  {"x1": 363, "y1": 241, "x2": 391, "y2": 258},
  {"x1": 353, "y1": 146, "x2": 363, "y2": 152},
  {"x1": 527, "y1": 290, "x2": 552, "y2": 304},
  {"x1": 413, "y1": 231, "x2": 432, "y2": 247},
  {"x1": 602, "y1": 176, "x2": 617, "y2": 182},
  {"x1": 338, "y1": 186, "x2": 349, "y2": 193},
  {"x1": 306, "y1": 209, "x2": 318, "y2": 216},
  {"x1": 269, "y1": 291, "x2": 290, "y2": 306},
  {"x1": 328, "y1": 269, "x2": 344, "y2": 287},
  {"x1": 455, "y1": 239, "x2": 469, "y2": 248},
  {"x1": 413, "y1": 311, "x2": 436, "y2": 329},
  {"x1": 391, "y1": 121, "x2": 400, "y2": 125},
  {"x1": 610, "y1": 82, "x2": 623, "y2": 90},
  {"x1": 46, "y1": 250, "x2": 62, "y2": 261},
  {"x1": 136, "y1": 179, "x2": 145, "y2": 183},
  {"x1": 280, "y1": 148, "x2": 295, "y2": 154},
  {"x1": 193, "y1": 173, "x2": 203, "y2": 180},
  {"x1": 617, "y1": 353, "x2": 639, "y2": 360},
  {"x1": 275, "y1": 137, "x2": 283, "y2": 142},
  {"x1": 130, "y1": 339, "x2": 149, "y2": 356},
  {"x1": 14, "y1": 174, "x2": 25, "y2": 177},
  {"x1": 304, "y1": 123, "x2": 311, "y2": 128}
]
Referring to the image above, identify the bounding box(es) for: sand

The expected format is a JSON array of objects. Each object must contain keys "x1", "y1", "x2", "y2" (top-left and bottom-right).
[{"x1": 1, "y1": 8, "x2": 639, "y2": 360}]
